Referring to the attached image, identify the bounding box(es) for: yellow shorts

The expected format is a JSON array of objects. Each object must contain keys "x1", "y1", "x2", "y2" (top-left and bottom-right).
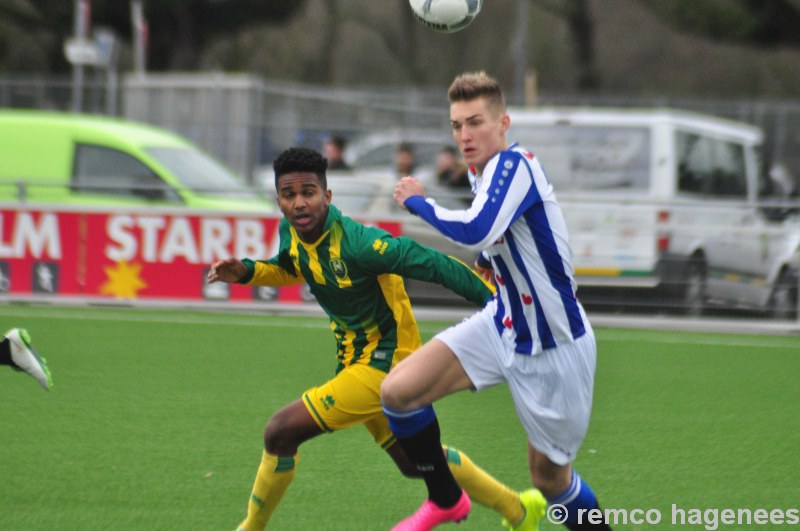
[{"x1": 302, "y1": 363, "x2": 395, "y2": 450}]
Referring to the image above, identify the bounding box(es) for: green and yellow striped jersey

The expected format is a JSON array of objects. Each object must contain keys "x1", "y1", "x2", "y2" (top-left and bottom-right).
[{"x1": 239, "y1": 205, "x2": 493, "y2": 373}]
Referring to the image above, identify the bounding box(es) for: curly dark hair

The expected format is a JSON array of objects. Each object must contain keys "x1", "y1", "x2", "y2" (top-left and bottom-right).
[{"x1": 272, "y1": 147, "x2": 328, "y2": 190}]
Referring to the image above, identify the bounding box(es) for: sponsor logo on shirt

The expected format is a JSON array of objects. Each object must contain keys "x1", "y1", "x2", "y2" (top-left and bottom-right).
[{"x1": 372, "y1": 239, "x2": 388, "y2": 255}]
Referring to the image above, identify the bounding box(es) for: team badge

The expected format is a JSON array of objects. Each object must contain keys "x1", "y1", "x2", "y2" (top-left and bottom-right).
[{"x1": 329, "y1": 258, "x2": 349, "y2": 280}]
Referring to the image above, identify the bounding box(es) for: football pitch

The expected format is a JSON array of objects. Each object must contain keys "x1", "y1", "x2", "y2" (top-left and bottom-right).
[{"x1": 1, "y1": 305, "x2": 798, "y2": 530}]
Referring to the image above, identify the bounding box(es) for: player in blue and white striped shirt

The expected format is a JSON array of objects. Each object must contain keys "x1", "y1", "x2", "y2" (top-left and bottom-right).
[{"x1": 382, "y1": 72, "x2": 611, "y2": 531}]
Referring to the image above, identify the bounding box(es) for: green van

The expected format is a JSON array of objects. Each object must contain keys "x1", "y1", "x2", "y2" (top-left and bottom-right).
[{"x1": 0, "y1": 110, "x2": 270, "y2": 211}]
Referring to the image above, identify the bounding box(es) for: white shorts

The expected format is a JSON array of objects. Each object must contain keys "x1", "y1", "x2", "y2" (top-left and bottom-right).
[{"x1": 436, "y1": 306, "x2": 597, "y2": 465}]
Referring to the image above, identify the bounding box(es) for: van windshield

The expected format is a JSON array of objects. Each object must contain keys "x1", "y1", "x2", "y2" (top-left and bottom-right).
[
  {"x1": 147, "y1": 146, "x2": 257, "y2": 199},
  {"x1": 513, "y1": 125, "x2": 650, "y2": 192}
]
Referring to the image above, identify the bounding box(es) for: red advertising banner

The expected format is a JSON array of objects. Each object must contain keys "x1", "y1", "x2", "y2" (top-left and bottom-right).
[{"x1": 0, "y1": 206, "x2": 402, "y2": 305}]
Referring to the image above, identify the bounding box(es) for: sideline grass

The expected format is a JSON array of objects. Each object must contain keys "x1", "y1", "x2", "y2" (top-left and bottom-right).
[{"x1": 0, "y1": 306, "x2": 798, "y2": 530}]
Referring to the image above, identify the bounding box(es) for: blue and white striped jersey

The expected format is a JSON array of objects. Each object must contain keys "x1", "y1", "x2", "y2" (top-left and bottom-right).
[{"x1": 403, "y1": 143, "x2": 588, "y2": 355}]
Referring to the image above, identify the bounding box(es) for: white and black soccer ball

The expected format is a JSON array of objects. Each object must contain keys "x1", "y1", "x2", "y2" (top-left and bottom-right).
[{"x1": 409, "y1": 0, "x2": 483, "y2": 33}]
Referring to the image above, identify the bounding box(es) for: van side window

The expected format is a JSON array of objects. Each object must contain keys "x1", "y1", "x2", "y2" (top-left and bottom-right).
[
  {"x1": 517, "y1": 125, "x2": 650, "y2": 192},
  {"x1": 676, "y1": 132, "x2": 747, "y2": 198},
  {"x1": 72, "y1": 144, "x2": 180, "y2": 201}
]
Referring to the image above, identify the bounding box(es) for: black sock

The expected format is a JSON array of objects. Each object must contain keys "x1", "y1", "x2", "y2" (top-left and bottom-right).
[
  {"x1": 396, "y1": 419, "x2": 462, "y2": 508},
  {"x1": 0, "y1": 338, "x2": 12, "y2": 366}
]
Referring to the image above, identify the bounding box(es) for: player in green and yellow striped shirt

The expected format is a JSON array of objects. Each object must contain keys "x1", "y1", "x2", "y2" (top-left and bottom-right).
[{"x1": 209, "y1": 147, "x2": 544, "y2": 531}]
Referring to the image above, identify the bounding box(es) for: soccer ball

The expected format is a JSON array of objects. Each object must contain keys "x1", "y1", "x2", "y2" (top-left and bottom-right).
[{"x1": 409, "y1": 0, "x2": 483, "y2": 33}]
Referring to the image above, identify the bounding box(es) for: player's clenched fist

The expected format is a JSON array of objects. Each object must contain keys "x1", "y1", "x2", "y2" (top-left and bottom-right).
[
  {"x1": 394, "y1": 176, "x2": 426, "y2": 208},
  {"x1": 208, "y1": 257, "x2": 247, "y2": 283}
]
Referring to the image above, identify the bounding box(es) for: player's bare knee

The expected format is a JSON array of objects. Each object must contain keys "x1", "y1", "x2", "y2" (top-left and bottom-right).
[
  {"x1": 380, "y1": 376, "x2": 407, "y2": 410},
  {"x1": 263, "y1": 413, "x2": 297, "y2": 455}
]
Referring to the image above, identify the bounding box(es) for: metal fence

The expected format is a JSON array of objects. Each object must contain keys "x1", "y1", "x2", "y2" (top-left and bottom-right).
[
  {"x1": 122, "y1": 74, "x2": 800, "y2": 192},
  {"x1": 2, "y1": 73, "x2": 799, "y2": 323},
  {"x1": 2, "y1": 73, "x2": 800, "y2": 191},
  {"x1": 123, "y1": 73, "x2": 452, "y2": 181}
]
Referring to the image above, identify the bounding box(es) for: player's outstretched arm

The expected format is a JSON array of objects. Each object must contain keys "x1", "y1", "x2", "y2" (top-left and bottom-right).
[
  {"x1": 363, "y1": 234, "x2": 493, "y2": 306},
  {"x1": 207, "y1": 257, "x2": 247, "y2": 284}
]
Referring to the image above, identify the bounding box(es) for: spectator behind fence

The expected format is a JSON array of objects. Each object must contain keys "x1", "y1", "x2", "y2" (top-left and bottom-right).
[
  {"x1": 436, "y1": 145, "x2": 469, "y2": 190},
  {"x1": 323, "y1": 135, "x2": 351, "y2": 171},
  {"x1": 395, "y1": 142, "x2": 416, "y2": 179}
]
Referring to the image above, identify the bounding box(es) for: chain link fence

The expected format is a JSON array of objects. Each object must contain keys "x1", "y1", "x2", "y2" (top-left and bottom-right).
[
  {"x1": 123, "y1": 73, "x2": 452, "y2": 181},
  {"x1": 1, "y1": 74, "x2": 798, "y2": 321},
  {"x1": 2, "y1": 73, "x2": 799, "y2": 190}
]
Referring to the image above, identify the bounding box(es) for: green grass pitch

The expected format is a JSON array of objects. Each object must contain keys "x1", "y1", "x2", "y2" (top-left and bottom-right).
[{"x1": 1, "y1": 305, "x2": 798, "y2": 530}]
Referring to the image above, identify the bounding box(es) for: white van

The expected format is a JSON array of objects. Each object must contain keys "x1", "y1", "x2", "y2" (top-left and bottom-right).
[{"x1": 507, "y1": 107, "x2": 799, "y2": 317}]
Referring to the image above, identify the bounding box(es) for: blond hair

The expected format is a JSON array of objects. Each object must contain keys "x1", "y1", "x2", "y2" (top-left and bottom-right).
[{"x1": 447, "y1": 71, "x2": 506, "y2": 114}]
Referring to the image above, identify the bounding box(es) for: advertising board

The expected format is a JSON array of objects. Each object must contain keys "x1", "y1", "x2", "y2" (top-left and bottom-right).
[{"x1": 0, "y1": 206, "x2": 401, "y2": 305}]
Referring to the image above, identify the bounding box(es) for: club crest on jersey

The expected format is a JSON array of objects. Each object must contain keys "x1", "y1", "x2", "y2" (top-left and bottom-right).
[{"x1": 329, "y1": 258, "x2": 348, "y2": 280}]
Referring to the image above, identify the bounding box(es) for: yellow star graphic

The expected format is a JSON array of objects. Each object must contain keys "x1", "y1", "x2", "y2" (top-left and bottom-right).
[{"x1": 99, "y1": 260, "x2": 148, "y2": 299}]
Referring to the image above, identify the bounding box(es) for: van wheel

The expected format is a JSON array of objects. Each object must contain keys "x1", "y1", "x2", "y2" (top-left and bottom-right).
[
  {"x1": 768, "y1": 270, "x2": 798, "y2": 320},
  {"x1": 683, "y1": 259, "x2": 707, "y2": 316}
]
